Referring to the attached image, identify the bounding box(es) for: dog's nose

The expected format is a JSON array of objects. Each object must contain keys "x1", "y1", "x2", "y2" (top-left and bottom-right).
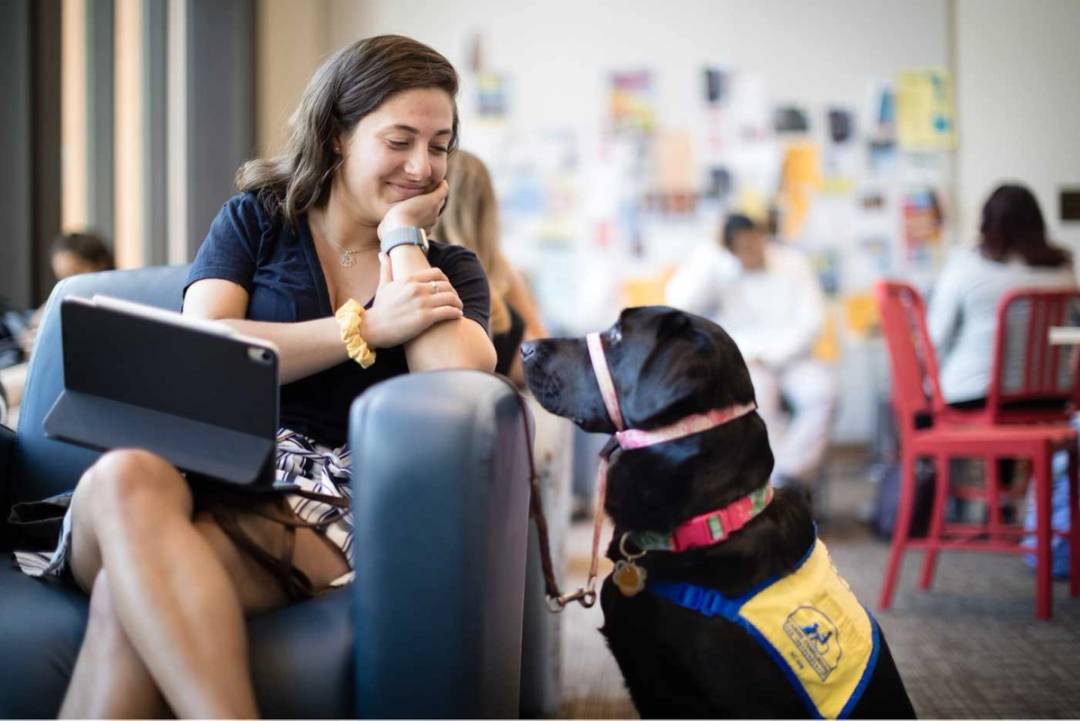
[{"x1": 520, "y1": 341, "x2": 538, "y2": 362}]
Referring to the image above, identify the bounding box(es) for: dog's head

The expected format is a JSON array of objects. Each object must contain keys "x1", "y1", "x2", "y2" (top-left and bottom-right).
[
  {"x1": 522, "y1": 306, "x2": 756, "y2": 434},
  {"x1": 523, "y1": 306, "x2": 780, "y2": 531}
]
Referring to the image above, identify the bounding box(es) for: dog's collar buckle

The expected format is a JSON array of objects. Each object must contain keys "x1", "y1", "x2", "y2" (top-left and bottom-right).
[{"x1": 628, "y1": 483, "x2": 775, "y2": 554}]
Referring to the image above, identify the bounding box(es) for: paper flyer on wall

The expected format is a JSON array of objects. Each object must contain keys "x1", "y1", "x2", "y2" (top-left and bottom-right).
[{"x1": 896, "y1": 68, "x2": 956, "y2": 151}]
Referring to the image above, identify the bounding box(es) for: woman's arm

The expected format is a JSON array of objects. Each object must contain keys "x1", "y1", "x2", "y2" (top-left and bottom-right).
[
  {"x1": 183, "y1": 278, "x2": 347, "y2": 384},
  {"x1": 387, "y1": 245, "x2": 497, "y2": 372}
]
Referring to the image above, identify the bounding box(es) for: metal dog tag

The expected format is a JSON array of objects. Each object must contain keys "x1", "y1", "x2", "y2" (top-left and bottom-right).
[{"x1": 613, "y1": 559, "x2": 647, "y2": 597}]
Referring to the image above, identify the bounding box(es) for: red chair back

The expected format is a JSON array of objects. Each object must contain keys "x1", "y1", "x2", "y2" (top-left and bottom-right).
[
  {"x1": 875, "y1": 281, "x2": 946, "y2": 435},
  {"x1": 988, "y1": 288, "x2": 1080, "y2": 424}
]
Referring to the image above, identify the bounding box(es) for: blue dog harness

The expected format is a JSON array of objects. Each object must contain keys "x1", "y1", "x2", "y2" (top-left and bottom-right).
[{"x1": 649, "y1": 538, "x2": 880, "y2": 719}]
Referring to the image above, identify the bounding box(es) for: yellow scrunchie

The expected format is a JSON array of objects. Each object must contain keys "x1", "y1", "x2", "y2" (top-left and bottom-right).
[{"x1": 335, "y1": 299, "x2": 376, "y2": 369}]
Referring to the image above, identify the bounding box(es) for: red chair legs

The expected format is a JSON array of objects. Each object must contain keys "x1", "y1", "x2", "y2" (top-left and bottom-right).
[
  {"x1": 919, "y1": 454, "x2": 948, "y2": 590},
  {"x1": 879, "y1": 451, "x2": 916, "y2": 610},
  {"x1": 1034, "y1": 449, "x2": 1053, "y2": 619},
  {"x1": 881, "y1": 444, "x2": 1077, "y2": 619}
]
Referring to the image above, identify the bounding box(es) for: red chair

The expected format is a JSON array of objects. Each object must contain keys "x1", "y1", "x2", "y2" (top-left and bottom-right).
[{"x1": 875, "y1": 281, "x2": 1080, "y2": 619}]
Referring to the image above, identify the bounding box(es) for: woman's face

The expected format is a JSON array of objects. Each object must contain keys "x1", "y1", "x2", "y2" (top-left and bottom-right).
[
  {"x1": 51, "y1": 250, "x2": 102, "y2": 280},
  {"x1": 334, "y1": 87, "x2": 455, "y2": 224}
]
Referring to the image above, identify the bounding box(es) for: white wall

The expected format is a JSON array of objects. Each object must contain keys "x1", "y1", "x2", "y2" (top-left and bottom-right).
[
  {"x1": 954, "y1": 0, "x2": 1080, "y2": 253},
  {"x1": 329, "y1": 0, "x2": 948, "y2": 151},
  {"x1": 255, "y1": 0, "x2": 332, "y2": 157}
]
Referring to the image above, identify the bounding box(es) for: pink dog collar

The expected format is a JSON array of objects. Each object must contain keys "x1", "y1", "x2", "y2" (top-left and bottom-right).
[{"x1": 585, "y1": 331, "x2": 757, "y2": 453}]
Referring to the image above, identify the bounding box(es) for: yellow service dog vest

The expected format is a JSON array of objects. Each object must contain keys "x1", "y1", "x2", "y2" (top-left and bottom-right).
[{"x1": 648, "y1": 538, "x2": 879, "y2": 719}]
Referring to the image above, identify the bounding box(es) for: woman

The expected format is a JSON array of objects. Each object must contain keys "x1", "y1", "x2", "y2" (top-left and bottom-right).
[
  {"x1": 16, "y1": 232, "x2": 115, "y2": 355},
  {"x1": 929, "y1": 183, "x2": 1075, "y2": 406},
  {"x1": 15, "y1": 35, "x2": 494, "y2": 717},
  {"x1": 433, "y1": 150, "x2": 547, "y2": 386}
]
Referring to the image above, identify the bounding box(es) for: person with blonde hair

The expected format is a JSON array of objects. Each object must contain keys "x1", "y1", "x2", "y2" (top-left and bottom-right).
[{"x1": 434, "y1": 150, "x2": 547, "y2": 386}]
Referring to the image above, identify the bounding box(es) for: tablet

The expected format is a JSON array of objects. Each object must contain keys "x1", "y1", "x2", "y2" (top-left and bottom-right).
[{"x1": 43, "y1": 295, "x2": 279, "y2": 489}]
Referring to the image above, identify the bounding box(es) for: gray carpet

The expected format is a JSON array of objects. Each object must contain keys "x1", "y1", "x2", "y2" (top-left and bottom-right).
[{"x1": 558, "y1": 455, "x2": 1080, "y2": 719}]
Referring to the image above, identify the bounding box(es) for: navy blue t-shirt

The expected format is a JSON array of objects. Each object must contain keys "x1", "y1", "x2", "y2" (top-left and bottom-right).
[{"x1": 184, "y1": 192, "x2": 491, "y2": 448}]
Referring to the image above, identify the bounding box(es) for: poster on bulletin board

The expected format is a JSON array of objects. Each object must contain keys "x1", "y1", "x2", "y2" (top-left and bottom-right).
[
  {"x1": 896, "y1": 68, "x2": 956, "y2": 151},
  {"x1": 609, "y1": 71, "x2": 655, "y2": 134}
]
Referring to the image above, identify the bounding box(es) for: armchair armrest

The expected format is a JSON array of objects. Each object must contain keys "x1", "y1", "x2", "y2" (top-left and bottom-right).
[{"x1": 350, "y1": 370, "x2": 532, "y2": 718}]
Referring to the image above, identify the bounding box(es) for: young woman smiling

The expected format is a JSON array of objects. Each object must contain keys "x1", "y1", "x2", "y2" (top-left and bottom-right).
[{"x1": 15, "y1": 35, "x2": 495, "y2": 718}]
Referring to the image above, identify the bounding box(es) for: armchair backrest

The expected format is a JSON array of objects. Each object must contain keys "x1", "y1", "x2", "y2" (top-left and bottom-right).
[
  {"x1": 988, "y1": 287, "x2": 1080, "y2": 424},
  {"x1": 12, "y1": 266, "x2": 190, "y2": 505}
]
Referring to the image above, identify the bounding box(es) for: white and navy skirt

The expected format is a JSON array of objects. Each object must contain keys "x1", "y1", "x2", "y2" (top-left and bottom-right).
[{"x1": 13, "y1": 428, "x2": 355, "y2": 591}]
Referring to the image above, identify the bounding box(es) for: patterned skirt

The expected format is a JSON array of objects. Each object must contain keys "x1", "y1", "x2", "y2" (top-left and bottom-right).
[{"x1": 13, "y1": 428, "x2": 355, "y2": 590}]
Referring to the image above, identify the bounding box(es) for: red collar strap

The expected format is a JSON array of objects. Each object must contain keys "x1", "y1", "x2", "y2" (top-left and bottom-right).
[{"x1": 627, "y1": 482, "x2": 774, "y2": 554}]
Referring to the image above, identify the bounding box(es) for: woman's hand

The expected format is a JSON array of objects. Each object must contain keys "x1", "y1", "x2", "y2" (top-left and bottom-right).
[
  {"x1": 361, "y1": 252, "x2": 463, "y2": 348},
  {"x1": 377, "y1": 180, "x2": 450, "y2": 239}
]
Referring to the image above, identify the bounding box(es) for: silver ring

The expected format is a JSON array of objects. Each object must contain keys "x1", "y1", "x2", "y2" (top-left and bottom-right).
[{"x1": 431, "y1": 281, "x2": 438, "y2": 294}]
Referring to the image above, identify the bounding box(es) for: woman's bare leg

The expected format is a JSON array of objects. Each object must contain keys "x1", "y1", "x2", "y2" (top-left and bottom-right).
[
  {"x1": 59, "y1": 570, "x2": 169, "y2": 719},
  {"x1": 64, "y1": 449, "x2": 257, "y2": 718},
  {"x1": 61, "y1": 448, "x2": 351, "y2": 718}
]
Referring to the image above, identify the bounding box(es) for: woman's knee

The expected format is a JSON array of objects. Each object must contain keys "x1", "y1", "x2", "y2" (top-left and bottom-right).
[{"x1": 81, "y1": 449, "x2": 191, "y2": 524}]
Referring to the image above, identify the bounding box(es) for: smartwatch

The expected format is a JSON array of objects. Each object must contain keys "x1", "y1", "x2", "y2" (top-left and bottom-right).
[{"x1": 380, "y1": 226, "x2": 429, "y2": 256}]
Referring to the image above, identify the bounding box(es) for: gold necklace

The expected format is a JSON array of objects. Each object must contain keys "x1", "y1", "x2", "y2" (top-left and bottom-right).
[{"x1": 312, "y1": 216, "x2": 366, "y2": 267}]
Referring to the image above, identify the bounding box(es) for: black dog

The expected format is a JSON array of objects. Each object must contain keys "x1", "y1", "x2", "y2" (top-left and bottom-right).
[{"x1": 522, "y1": 306, "x2": 914, "y2": 719}]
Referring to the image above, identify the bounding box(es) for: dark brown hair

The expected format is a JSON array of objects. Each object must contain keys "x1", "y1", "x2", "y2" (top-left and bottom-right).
[
  {"x1": 236, "y1": 35, "x2": 459, "y2": 227},
  {"x1": 979, "y1": 183, "x2": 1069, "y2": 268},
  {"x1": 51, "y1": 232, "x2": 114, "y2": 270}
]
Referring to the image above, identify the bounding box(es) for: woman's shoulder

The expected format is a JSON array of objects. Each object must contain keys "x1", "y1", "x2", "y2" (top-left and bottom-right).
[
  {"x1": 938, "y1": 245, "x2": 992, "y2": 278},
  {"x1": 220, "y1": 191, "x2": 294, "y2": 243},
  {"x1": 222, "y1": 191, "x2": 279, "y2": 228}
]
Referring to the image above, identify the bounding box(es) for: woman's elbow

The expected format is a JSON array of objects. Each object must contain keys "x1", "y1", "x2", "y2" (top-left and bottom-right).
[
  {"x1": 419, "y1": 342, "x2": 497, "y2": 374},
  {"x1": 465, "y1": 342, "x2": 498, "y2": 373}
]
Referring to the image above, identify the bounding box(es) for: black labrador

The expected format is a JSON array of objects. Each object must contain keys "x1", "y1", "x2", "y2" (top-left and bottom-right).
[{"x1": 522, "y1": 306, "x2": 914, "y2": 718}]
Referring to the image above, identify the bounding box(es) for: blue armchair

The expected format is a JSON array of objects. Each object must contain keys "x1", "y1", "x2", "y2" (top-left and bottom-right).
[{"x1": 0, "y1": 266, "x2": 536, "y2": 718}]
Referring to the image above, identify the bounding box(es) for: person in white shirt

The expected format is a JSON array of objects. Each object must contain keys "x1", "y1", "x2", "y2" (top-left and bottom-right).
[
  {"x1": 666, "y1": 214, "x2": 834, "y2": 487},
  {"x1": 929, "y1": 183, "x2": 1075, "y2": 406}
]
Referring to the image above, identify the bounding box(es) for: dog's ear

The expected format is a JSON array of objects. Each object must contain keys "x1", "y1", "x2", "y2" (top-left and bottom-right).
[{"x1": 619, "y1": 310, "x2": 755, "y2": 428}]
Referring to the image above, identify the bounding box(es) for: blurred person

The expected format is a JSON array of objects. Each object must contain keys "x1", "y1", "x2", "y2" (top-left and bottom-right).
[
  {"x1": 12, "y1": 35, "x2": 494, "y2": 718},
  {"x1": 433, "y1": 149, "x2": 547, "y2": 386},
  {"x1": 666, "y1": 213, "x2": 834, "y2": 488},
  {"x1": 51, "y1": 231, "x2": 115, "y2": 281},
  {"x1": 929, "y1": 183, "x2": 1074, "y2": 406},
  {"x1": 16, "y1": 231, "x2": 115, "y2": 355},
  {"x1": 0, "y1": 232, "x2": 114, "y2": 415},
  {"x1": 928, "y1": 183, "x2": 1075, "y2": 577}
]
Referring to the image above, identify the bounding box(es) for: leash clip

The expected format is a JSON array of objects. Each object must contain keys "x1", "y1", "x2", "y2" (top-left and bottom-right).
[
  {"x1": 546, "y1": 576, "x2": 598, "y2": 612},
  {"x1": 599, "y1": 435, "x2": 621, "y2": 460}
]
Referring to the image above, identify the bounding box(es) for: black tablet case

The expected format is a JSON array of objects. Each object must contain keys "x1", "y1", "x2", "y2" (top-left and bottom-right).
[{"x1": 43, "y1": 297, "x2": 278, "y2": 488}]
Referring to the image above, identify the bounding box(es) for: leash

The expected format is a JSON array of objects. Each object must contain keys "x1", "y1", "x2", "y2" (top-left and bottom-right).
[{"x1": 493, "y1": 374, "x2": 598, "y2": 611}]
